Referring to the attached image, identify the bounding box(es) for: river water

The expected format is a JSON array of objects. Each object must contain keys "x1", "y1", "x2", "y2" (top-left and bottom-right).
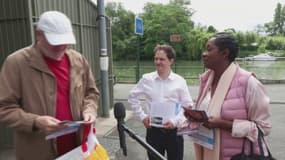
[{"x1": 239, "y1": 60, "x2": 285, "y2": 80}]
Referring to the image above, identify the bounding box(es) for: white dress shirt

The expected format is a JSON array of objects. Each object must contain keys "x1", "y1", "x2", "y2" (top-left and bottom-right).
[{"x1": 128, "y1": 71, "x2": 193, "y2": 127}]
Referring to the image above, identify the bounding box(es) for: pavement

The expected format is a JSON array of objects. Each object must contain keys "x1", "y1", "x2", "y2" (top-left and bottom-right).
[{"x1": 1, "y1": 83, "x2": 285, "y2": 160}]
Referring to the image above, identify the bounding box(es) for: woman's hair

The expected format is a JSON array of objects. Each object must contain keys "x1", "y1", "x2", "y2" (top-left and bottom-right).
[
  {"x1": 154, "y1": 44, "x2": 176, "y2": 60},
  {"x1": 212, "y1": 32, "x2": 239, "y2": 62}
]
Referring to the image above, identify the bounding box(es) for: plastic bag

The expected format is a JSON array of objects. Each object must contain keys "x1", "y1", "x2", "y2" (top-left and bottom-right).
[{"x1": 55, "y1": 124, "x2": 109, "y2": 160}]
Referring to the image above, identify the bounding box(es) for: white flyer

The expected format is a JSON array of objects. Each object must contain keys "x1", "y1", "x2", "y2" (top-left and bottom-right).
[
  {"x1": 149, "y1": 101, "x2": 181, "y2": 128},
  {"x1": 189, "y1": 125, "x2": 215, "y2": 150}
]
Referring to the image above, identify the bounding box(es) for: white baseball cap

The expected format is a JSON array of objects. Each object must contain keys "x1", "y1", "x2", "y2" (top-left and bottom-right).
[{"x1": 37, "y1": 11, "x2": 76, "y2": 45}]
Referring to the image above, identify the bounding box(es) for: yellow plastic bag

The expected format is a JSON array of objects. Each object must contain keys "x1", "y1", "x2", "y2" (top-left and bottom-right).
[{"x1": 55, "y1": 124, "x2": 109, "y2": 160}]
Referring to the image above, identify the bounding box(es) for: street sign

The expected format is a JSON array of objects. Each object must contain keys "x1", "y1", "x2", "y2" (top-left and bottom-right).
[
  {"x1": 170, "y1": 34, "x2": 182, "y2": 42},
  {"x1": 135, "y1": 17, "x2": 143, "y2": 35}
]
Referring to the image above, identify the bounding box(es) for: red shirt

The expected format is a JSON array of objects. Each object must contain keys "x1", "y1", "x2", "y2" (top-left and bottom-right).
[{"x1": 45, "y1": 54, "x2": 76, "y2": 156}]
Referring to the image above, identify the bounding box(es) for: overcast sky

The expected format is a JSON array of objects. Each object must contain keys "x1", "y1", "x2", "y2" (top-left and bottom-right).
[{"x1": 105, "y1": 0, "x2": 285, "y2": 32}]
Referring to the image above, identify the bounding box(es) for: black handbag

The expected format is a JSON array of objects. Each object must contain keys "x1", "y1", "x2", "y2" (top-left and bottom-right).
[{"x1": 231, "y1": 127, "x2": 276, "y2": 160}]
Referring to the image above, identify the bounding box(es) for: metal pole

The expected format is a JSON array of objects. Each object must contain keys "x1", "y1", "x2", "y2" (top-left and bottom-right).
[
  {"x1": 27, "y1": 0, "x2": 35, "y2": 43},
  {"x1": 97, "y1": 0, "x2": 110, "y2": 117},
  {"x1": 136, "y1": 36, "x2": 140, "y2": 82},
  {"x1": 122, "y1": 124, "x2": 167, "y2": 160}
]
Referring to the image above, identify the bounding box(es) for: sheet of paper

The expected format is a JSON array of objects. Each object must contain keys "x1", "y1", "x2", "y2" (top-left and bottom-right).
[
  {"x1": 149, "y1": 101, "x2": 181, "y2": 128},
  {"x1": 177, "y1": 120, "x2": 199, "y2": 136},
  {"x1": 59, "y1": 120, "x2": 89, "y2": 125},
  {"x1": 189, "y1": 125, "x2": 215, "y2": 150},
  {"x1": 45, "y1": 121, "x2": 89, "y2": 140}
]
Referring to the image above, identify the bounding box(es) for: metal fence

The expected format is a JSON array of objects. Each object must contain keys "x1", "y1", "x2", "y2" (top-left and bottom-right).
[
  {"x1": 113, "y1": 61, "x2": 285, "y2": 84},
  {"x1": 113, "y1": 65, "x2": 204, "y2": 84}
]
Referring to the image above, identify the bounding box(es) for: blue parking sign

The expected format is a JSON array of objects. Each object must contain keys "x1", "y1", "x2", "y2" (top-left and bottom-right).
[{"x1": 135, "y1": 17, "x2": 143, "y2": 35}]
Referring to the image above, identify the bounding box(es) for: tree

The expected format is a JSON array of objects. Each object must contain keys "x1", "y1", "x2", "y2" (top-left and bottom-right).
[
  {"x1": 207, "y1": 25, "x2": 217, "y2": 33},
  {"x1": 184, "y1": 28, "x2": 212, "y2": 60},
  {"x1": 265, "y1": 36, "x2": 285, "y2": 50},
  {"x1": 281, "y1": 5, "x2": 285, "y2": 35},
  {"x1": 141, "y1": 1, "x2": 194, "y2": 59},
  {"x1": 264, "y1": 22, "x2": 275, "y2": 36},
  {"x1": 264, "y1": 2, "x2": 285, "y2": 36},
  {"x1": 254, "y1": 24, "x2": 266, "y2": 35},
  {"x1": 274, "y1": 3, "x2": 282, "y2": 34},
  {"x1": 106, "y1": 2, "x2": 137, "y2": 60}
]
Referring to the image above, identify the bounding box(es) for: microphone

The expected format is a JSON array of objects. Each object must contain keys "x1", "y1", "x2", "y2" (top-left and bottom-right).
[
  {"x1": 114, "y1": 102, "x2": 127, "y2": 156},
  {"x1": 114, "y1": 102, "x2": 167, "y2": 160}
]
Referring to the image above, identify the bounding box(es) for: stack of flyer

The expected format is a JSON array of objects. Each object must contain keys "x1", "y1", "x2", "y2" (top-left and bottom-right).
[
  {"x1": 45, "y1": 121, "x2": 88, "y2": 140},
  {"x1": 177, "y1": 120, "x2": 199, "y2": 136},
  {"x1": 182, "y1": 108, "x2": 214, "y2": 150},
  {"x1": 149, "y1": 101, "x2": 181, "y2": 128}
]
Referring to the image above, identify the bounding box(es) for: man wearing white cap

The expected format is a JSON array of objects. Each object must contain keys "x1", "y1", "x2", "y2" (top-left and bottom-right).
[{"x1": 0, "y1": 11, "x2": 100, "y2": 160}]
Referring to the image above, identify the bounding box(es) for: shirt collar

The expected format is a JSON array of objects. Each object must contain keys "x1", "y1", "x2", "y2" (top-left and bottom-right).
[{"x1": 154, "y1": 70, "x2": 175, "y2": 80}]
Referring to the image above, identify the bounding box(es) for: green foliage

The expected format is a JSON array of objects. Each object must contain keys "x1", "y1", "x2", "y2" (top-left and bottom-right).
[
  {"x1": 142, "y1": 2, "x2": 194, "y2": 59},
  {"x1": 207, "y1": 25, "x2": 217, "y2": 33},
  {"x1": 265, "y1": 36, "x2": 285, "y2": 50},
  {"x1": 106, "y1": 1, "x2": 285, "y2": 61},
  {"x1": 264, "y1": 2, "x2": 285, "y2": 36},
  {"x1": 234, "y1": 31, "x2": 259, "y2": 51},
  {"x1": 106, "y1": 2, "x2": 137, "y2": 60},
  {"x1": 257, "y1": 43, "x2": 266, "y2": 53},
  {"x1": 183, "y1": 28, "x2": 213, "y2": 60}
]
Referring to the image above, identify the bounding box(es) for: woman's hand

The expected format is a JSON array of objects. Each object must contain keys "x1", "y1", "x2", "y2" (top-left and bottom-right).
[
  {"x1": 183, "y1": 107, "x2": 196, "y2": 121},
  {"x1": 202, "y1": 117, "x2": 232, "y2": 131},
  {"x1": 183, "y1": 107, "x2": 208, "y2": 122}
]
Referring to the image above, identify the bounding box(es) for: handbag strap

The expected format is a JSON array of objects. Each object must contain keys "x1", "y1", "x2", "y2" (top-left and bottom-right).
[
  {"x1": 249, "y1": 139, "x2": 254, "y2": 155},
  {"x1": 257, "y1": 126, "x2": 274, "y2": 158},
  {"x1": 247, "y1": 126, "x2": 272, "y2": 158},
  {"x1": 241, "y1": 138, "x2": 247, "y2": 154}
]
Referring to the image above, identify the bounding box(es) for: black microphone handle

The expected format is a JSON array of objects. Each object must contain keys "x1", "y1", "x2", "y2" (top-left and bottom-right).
[
  {"x1": 117, "y1": 122, "x2": 127, "y2": 156},
  {"x1": 121, "y1": 124, "x2": 167, "y2": 160}
]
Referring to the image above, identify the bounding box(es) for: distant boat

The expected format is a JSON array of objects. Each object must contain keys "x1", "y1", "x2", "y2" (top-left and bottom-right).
[{"x1": 245, "y1": 53, "x2": 277, "y2": 61}]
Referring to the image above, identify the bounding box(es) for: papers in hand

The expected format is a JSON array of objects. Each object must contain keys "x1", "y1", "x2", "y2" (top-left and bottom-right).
[
  {"x1": 183, "y1": 108, "x2": 214, "y2": 149},
  {"x1": 149, "y1": 101, "x2": 181, "y2": 128},
  {"x1": 189, "y1": 125, "x2": 215, "y2": 150},
  {"x1": 45, "y1": 121, "x2": 88, "y2": 140},
  {"x1": 177, "y1": 120, "x2": 199, "y2": 136},
  {"x1": 59, "y1": 120, "x2": 89, "y2": 125},
  {"x1": 183, "y1": 107, "x2": 208, "y2": 122}
]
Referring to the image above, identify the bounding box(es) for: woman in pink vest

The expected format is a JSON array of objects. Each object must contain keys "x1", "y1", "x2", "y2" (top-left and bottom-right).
[{"x1": 184, "y1": 32, "x2": 272, "y2": 160}]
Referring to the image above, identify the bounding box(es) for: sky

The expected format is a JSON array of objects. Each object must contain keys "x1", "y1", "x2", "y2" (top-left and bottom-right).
[{"x1": 105, "y1": 0, "x2": 285, "y2": 32}]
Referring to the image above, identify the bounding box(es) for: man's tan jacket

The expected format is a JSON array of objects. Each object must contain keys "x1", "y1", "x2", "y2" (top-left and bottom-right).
[{"x1": 0, "y1": 45, "x2": 100, "y2": 160}]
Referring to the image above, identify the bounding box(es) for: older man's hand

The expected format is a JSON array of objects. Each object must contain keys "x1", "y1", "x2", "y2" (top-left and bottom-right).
[{"x1": 83, "y1": 112, "x2": 96, "y2": 124}]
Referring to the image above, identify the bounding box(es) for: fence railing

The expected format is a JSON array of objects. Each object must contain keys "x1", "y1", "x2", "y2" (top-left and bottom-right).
[
  {"x1": 113, "y1": 63, "x2": 285, "y2": 84},
  {"x1": 113, "y1": 65, "x2": 204, "y2": 84}
]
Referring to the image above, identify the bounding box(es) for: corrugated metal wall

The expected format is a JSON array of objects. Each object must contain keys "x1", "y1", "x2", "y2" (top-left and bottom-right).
[
  {"x1": 0, "y1": 0, "x2": 32, "y2": 65},
  {"x1": 0, "y1": 0, "x2": 113, "y2": 148}
]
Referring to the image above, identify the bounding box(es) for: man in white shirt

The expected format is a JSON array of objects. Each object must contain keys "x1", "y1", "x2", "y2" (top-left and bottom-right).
[{"x1": 128, "y1": 44, "x2": 193, "y2": 160}]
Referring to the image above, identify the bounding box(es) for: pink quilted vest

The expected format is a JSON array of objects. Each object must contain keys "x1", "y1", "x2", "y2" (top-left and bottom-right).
[{"x1": 197, "y1": 67, "x2": 261, "y2": 160}]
